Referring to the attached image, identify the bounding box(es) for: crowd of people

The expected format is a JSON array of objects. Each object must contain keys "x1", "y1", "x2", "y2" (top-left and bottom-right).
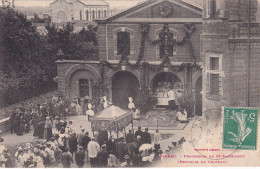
[
  {"x1": 0, "y1": 93, "x2": 191, "y2": 168},
  {"x1": 8, "y1": 95, "x2": 110, "y2": 137},
  {"x1": 0, "y1": 95, "x2": 157, "y2": 168},
  {"x1": 0, "y1": 120, "x2": 165, "y2": 168}
]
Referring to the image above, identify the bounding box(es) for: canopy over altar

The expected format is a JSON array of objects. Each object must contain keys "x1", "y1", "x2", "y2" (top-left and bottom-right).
[{"x1": 89, "y1": 106, "x2": 133, "y2": 137}]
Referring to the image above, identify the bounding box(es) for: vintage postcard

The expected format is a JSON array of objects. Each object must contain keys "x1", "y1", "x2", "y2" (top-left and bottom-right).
[{"x1": 0, "y1": 0, "x2": 260, "y2": 168}]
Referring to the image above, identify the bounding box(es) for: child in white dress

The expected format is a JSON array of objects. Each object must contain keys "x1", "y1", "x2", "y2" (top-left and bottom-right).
[
  {"x1": 86, "y1": 103, "x2": 95, "y2": 121},
  {"x1": 128, "y1": 97, "x2": 135, "y2": 110}
]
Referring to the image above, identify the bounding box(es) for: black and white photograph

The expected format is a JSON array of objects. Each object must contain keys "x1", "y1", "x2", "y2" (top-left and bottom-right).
[{"x1": 0, "y1": 0, "x2": 260, "y2": 168}]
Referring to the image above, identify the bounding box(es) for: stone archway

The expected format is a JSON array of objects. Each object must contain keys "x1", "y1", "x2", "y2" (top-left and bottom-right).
[
  {"x1": 65, "y1": 64, "x2": 100, "y2": 100},
  {"x1": 150, "y1": 72, "x2": 183, "y2": 106},
  {"x1": 107, "y1": 68, "x2": 141, "y2": 86},
  {"x1": 149, "y1": 70, "x2": 184, "y2": 88},
  {"x1": 57, "y1": 11, "x2": 67, "y2": 23},
  {"x1": 111, "y1": 71, "x2": 140, "y2": 109}
]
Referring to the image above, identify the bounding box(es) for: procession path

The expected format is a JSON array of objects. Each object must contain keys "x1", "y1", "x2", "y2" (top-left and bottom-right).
[
  {"x1": 1, "y1": 115, "x2": 92, "y2": 168},
  {"x1": 1, "y1": 114, "x2": 197, "y2": 167},
  {"x1": 1, "y1": 115, "x2": 91, "y2": 146},
  {"x1": 1, "y1": 114, "x2": 196, "y2": 148}
]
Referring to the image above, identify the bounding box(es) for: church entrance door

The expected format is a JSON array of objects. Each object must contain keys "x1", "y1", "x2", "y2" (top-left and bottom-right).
[{"x1": 112, "y1": 71, "x2": 140, "y2": 109}]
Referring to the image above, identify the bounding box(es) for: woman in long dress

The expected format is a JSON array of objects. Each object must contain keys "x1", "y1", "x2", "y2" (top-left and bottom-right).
[
  {"x1": 44, "y1": 117, "x2": 53, "y2": 141},
  {"x1": 70, "y1": 99, "x2": 77, "y2": 116},
  {"x1": 76, "y1": 100, "x2": 82, "y2": 115}
]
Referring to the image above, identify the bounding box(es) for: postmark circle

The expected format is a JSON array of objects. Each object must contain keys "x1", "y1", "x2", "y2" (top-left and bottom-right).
[{"x1": 190, "y1": 109, "x2": 240, "y2": 160}]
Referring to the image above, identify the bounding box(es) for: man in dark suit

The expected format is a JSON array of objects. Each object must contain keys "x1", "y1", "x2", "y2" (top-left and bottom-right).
[
  {"x1": 134, "y1": 126, "x2": 143, "y2": 139},
  {"x1": 97, "y1": 145, "x2": 109, "y2": 167},
  {"x1": 142, "y1": 128, "x2": 151, "y2": 144},
  {"x1": 126, "y1": 130, "x2": 135, "y2": 143},
  {"x1": 69, "y1": 133, "x2": 78, "y2": 159},
  {"x1": 106, "y1": 136, "x2": 116, "y2": 155},
  {"x1": 82, "y1": 132, "x2": 91, "y2": 163},
  {"x1": 9, "y1": 110, "x2": 16, "y2": 134},
  {"x1": 75, "y1": 146, "x2": 85, "y2": 168},
  {"x1": 61, "y1": 148, "x2": 73, "y2": 168}
]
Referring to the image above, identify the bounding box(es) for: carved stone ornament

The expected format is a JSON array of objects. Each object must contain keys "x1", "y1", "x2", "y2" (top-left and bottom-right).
[{"x1": 160, "y1": 4, "x2": 173, "y2": 18}]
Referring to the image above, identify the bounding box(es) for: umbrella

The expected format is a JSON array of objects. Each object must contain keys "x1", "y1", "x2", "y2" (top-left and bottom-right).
[
  {"x1": 139, "y1": 144, "x2": 155, "y2": 162},
  {"x1": 139, "y1": 144, "x2": 153, "y2": 152}
]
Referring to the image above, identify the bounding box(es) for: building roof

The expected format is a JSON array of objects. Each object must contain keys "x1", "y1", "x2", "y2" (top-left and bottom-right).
[
  {"x1": 51, "y1": 0, "x2": 108, "y2": 6},
  {"x1": 50, "y1": 0, "x2": 73, "y2": 5},
  {"x1": 182, "y1": 0, "x2": 202, "y2": 9},
  {"x1": 79, "y1": 0, "x2": 109, "y2": 6},
  {"x1": 97, "y1": 0, "x2": 202, "y2": 22}
]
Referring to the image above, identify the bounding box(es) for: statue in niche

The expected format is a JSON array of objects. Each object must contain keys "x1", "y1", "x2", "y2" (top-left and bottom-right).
[
  {"x1": 159, "y1": 24, "x2": 174, "y2": 58},
  {"x1": 151, "y1": 23, "x2": 196, "y2": 66}
]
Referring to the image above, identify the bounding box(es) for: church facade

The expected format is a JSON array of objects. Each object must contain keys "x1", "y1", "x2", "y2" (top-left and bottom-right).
[
  {"x1": 50, "y1": 0, "x2": 109, "y2": 23},
  {"x1": 56, "y1": 0, "x2": 260, "y2": 116}
]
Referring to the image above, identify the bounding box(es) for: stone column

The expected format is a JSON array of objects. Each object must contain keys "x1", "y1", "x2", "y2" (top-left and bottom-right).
[{"x1": 184, "y1": 64, "x2": 192, "y2": 96}]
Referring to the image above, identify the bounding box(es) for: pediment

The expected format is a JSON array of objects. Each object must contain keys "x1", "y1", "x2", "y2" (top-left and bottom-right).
[
  {"x1": 127, "y1": 1, "x2": 202, "y2": 18},
  {"x1": 102, "y1": 0, "x2": 202, "y2": 22}
]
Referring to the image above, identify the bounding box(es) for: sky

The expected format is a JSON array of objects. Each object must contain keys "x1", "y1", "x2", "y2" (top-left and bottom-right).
[
  {"x1": 15, "y1": 0, "x2": 144, "y2": 7},
  {"x1": 13, "y1": 0, "x2": 260, "y2": 10}
]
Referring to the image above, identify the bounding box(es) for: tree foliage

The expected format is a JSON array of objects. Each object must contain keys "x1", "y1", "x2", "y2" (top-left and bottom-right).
[
  {"x1": 0, "y1": 0, "x2": 98, "y2": 107},
  {"x1": 44, "y1": 22, "x2": 98, "y2": 60}
]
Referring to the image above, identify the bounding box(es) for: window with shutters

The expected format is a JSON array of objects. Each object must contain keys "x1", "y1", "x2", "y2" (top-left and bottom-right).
[
  {"x1": 206, "y1": 53, "x2": 224, "y2": 100},
  {"x1": 79, "y1": 79, "x2": 89, "y2": 98}
]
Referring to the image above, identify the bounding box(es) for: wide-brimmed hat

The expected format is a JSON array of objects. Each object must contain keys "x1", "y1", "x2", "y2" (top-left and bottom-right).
[
  {"x1": 26, "y1": 143, "x2": 32, "y2": 147},
  {"x1": 17, "y1": 147, "x2": 23, "y2": 152},
  {"x1": 23, "y1": 147, "x2": 29, "y2": 151}
]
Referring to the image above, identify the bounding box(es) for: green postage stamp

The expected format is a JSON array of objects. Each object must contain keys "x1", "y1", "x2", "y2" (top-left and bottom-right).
[{"x1": 222, "y1": 107, "x2": 258, "y2": 150}]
